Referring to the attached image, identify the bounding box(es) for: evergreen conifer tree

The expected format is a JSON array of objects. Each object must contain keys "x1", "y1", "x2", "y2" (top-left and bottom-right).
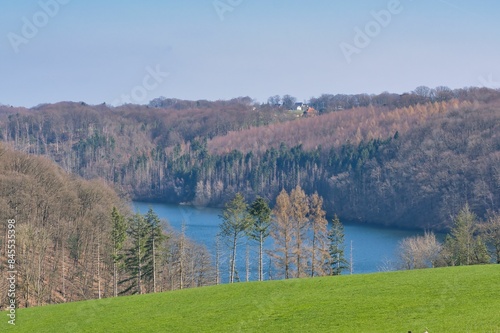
[
  {"x1": 328, "y1": 215, "x2": 349, "y2": 275},
  {"x1": 248, "y1": 196, "x2": 272, "y2": 281}
]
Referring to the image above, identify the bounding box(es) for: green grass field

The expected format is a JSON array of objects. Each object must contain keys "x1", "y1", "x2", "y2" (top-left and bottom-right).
[{"x1": 3, "y1": 265, "x2": 500, "y2": 332}]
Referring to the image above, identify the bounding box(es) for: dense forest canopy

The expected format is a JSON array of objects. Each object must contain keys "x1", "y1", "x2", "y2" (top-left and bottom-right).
[{"x1": 1, "y1": 87, "x2": 499, "y2": 230}]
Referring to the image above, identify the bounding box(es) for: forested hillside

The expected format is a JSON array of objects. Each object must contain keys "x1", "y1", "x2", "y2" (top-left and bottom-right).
[
  {"x1": 0, "y1": 145, "x2": 213, "y2": 309},
  {"x1": 1, "y1": 87, "x2": 499, "y2": 229},
  {"x1": 208, "y1": 99, "x2": 456, "y2": 154},
  {"x1": 0, "y1": 144, "x2": 126, "y2": 307}
]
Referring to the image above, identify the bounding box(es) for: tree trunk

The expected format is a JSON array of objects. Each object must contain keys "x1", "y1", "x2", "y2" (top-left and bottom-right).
[
  {"x1": 350, "y1": 241, "x2": 353, "y2": 275},
  {"x1": 113, "y1": 259, "x2": 117, "y2": 297},
  {"x1": 311, "y1": 232, "x2": 316, "y2": 278},
  {"x1": 179, "y1": 225, "x2": 186, "y2": 289},
  {"x1": 259, "y1": 233, "x2": 263, "y2": 281},
  {"x1": 97, "y1": 240, "x2": 101, "y2": 299},
  {"x1": 296, "y1": 238, "x2": 302, "y2": 278},
  {"x1": 215, "y1": 235, "x2": 220, "y2": 285},
  {"x1": 137, "y1": 245, "x2": 142, "y2": 294},
  {"x1": 152, "y1": 237, "x2": 156, "y2": 293},
  {"x1": 62, "y1": 244, "x2": 66, "y2": 301},
  {"x1": 246, "y1": 244, "x2": 250, "y2": 282},
  {"x1": 285, "y1": 245, "x2": 289, "y2": 280},
  {"x1": 230, "y1": 234, "x2": 237, "y2": 283}
]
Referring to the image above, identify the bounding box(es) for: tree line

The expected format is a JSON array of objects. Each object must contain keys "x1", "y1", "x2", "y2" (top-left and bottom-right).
[
  {"x1": 307, "y1": 86, "x2": 499, "y2": 113},
  {"x1": 218, "y1": 187, "x2": 349, "y2": 283},
  {"x1": 114, "y1": 208, "x2": 214, "y2": 295},
  {"x1": 397, "y1": 204, "x2": 500, "y2": 269}
]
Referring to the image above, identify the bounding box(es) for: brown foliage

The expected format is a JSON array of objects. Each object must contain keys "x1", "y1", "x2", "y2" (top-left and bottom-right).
[
  {"x1": 207, "y1": 101, "x2": 465, "y2": 155},
  {"x1": 328, "y1": 101, "x2": 500, "y2": 229},
  {"x1": 0, "y1": 144, "x2": 126, "y2": 308}
]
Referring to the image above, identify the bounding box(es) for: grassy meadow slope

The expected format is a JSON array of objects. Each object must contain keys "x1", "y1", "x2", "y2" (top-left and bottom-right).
[{"x1": 4, "y1": 265, "x2": 500, "y2": 333}]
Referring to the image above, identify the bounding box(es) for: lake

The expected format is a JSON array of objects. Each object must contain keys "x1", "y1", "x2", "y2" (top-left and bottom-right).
[{"x1": 133, "y1": 202, "x2": 423, "y2": 280}]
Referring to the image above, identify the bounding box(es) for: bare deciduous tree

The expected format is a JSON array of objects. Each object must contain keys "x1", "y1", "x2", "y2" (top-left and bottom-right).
[
  {"x1": 397, "y1": 232, "x2": 442, "y2": 270},
  {"x1": 290, "y1": 185, "x2": 309, "y2": 278},
  {"x1": 308, "y1": 192, "x2": 329, "y2": 277},
  {"x1": 270, "y1": 189, "x2": 294, "y2": 279}
]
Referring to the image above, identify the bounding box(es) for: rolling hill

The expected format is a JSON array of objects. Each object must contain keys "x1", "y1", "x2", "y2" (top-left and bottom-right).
[{"x1": 4, "y1": 265, "x2": 500, "y2": 332}]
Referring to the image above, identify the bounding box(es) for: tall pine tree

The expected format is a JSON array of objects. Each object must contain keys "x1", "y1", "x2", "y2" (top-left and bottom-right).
[
  {"x1": 328, "y1": 215, "x2": 349, "y2": 275},
  {"x1": 248, "y1": 196, "x2": 272, "y2": 281},
  {"x1": 120, "y1": 213, "x2": 149, "y2": 294},
  {"x1": 219, "y1": 193, "x2": 252, "y2": 283},
  {"x1": 144, "y1": 208, "x2": 167, "y2": 293},
  {"x1": 120, "y1": 209, "x2": 166, "y2": 294},
  {"x1": 111, "y1": 207, "x2": 127, "y2": 297}
]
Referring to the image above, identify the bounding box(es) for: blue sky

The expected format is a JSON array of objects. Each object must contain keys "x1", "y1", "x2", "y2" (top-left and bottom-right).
[{"x1": 1, "y1": 0, "x2": 499, "y2": 107}]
